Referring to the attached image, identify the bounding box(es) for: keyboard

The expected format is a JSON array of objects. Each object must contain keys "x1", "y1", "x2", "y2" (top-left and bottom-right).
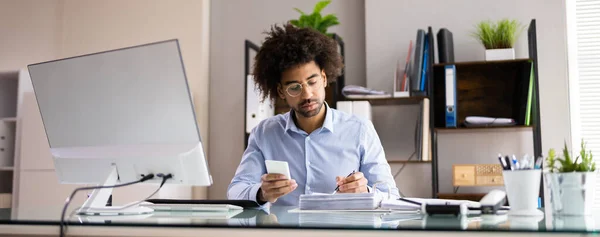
[
  {"x1": 145, "y1": 199, "x2": 262, "y2": 209},
  {"x1": 140, "y1": 203, "x2": 243, "y2": 212}
]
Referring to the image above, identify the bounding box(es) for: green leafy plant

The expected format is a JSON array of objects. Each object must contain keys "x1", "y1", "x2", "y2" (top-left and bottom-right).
[
  {"x1": 546, "y1": 139, "x2": 596, "y2": 172},
  {"x1": 472, "y1": 19, "x2": 525, "y2": 49},
  {"x1": 547, "y1": 148, "x2": 558, "y2": 173},
  {"x1": 289, "y1": 0, "x2": 340, "y2": 38}
]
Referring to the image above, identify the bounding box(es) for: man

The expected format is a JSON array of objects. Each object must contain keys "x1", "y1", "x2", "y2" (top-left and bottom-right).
[{"x1": 228, "y1": 23, "x2": 399, "y2": 206}]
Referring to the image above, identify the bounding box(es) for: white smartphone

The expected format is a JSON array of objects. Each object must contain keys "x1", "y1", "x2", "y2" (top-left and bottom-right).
[{"x1": 265, "y1": 160, "x2": 291, "y2": 180}]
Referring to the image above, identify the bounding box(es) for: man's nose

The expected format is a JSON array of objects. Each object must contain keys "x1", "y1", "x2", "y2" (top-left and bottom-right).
[{"x1": 300, "y1": 85, "x2": 313, "y2": 99}]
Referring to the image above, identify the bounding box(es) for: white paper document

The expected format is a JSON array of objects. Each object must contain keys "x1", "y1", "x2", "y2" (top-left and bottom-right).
[
  {"x1": 298, "y1": 193, "x2": 381, "y2": 211},
  {"x1": 464, "y1": 116, "x2": 515, "y2": 126},
  {"x1": 292, "y1": 193, "x2": 480, "y2": 214},
  {"x1": 379, "y1": 198, "x2": 481, "y2": 211}
]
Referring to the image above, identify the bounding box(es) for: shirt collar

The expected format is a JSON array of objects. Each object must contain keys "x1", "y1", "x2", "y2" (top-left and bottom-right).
[
  {"x1": 321, "y1": 102, "x2": 334, "y2": 133},
  {"x1": 284, "y1": 102, "x2": 334, "y2": 135}
]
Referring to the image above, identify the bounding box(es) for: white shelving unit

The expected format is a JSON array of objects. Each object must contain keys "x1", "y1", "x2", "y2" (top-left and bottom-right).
[
  {"x1": 0, "y1": 118, "x2": 16, "y2": 123},
  {"x1": 0, "y1": 71, "x2": 20, "y2": 210}
]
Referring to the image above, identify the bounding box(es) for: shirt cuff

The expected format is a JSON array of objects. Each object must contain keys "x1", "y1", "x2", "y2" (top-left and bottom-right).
[
  {"x1": 250, "y1": 183, "x2": 271, "y2": 208},
  {"x1": 249, "y1": 183, "x2": 262, "y2": 202}
]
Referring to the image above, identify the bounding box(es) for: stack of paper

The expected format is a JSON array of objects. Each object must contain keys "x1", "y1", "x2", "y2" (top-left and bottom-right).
[
  {"x1": 299, "y1": 212, "x2": 383, "y2": 228},
  {"x1": 342, "y1": 85, "x2": 391, "y2": 99},
  {"x1": 380, "y1": 198, "x2": 481, "y2": 211},
  {"x1": 299, "y1": 193, "x2": 380, "y2": 210},
  {"x1": 464, "y1": 116, "x2": 516, "y2": 127}
]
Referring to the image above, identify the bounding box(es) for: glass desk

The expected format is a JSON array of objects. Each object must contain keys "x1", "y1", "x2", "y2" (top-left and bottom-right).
[{"x1": 0, "y1": 206, "x2": 597, "y2": 237}]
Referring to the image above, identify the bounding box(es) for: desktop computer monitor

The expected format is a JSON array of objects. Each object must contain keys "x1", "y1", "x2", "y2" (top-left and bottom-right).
[{"x1": 27, "y1": 39, "x2": 212, "y2": 215}]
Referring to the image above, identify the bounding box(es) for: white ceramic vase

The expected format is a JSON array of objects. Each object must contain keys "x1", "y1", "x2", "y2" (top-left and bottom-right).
[
  {"x1": 544, "y1": 172, "x2": 597, "y2": 216},
  {"x1": 485, "y1": 48, "x2": 515, "y2": 61}
]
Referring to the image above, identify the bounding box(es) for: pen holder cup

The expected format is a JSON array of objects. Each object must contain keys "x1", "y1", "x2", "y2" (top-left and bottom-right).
[{"x1": 503, "y1": 169, "x2": 544, "y2": 216}]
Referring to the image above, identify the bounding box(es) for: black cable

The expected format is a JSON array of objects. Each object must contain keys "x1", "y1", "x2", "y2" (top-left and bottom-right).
[
  {"x1": 111, "y1": 173, "x2": 172, "y2": 210},
  {"x1": 393, "y1": 151, "x2": 417, "y2": 197},
  {"x1": 59, "y1": 173, "x2": 155, "y2": 237}
]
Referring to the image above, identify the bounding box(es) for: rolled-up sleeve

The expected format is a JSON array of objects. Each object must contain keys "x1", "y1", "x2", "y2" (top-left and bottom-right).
[
  {"x1": 227, "y1": 128, "x2": 266, "y2": 203},
  {"x1": 359, "y1": 120, "x2": 401, "y2": 199}
]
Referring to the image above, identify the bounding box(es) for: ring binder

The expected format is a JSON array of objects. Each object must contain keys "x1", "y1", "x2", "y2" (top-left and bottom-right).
[{"x1": 372, "y1": 182, "x2": 393, "y2": 200}]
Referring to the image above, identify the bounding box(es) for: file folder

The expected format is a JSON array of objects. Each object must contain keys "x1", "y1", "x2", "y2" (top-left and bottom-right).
[
  {"x1": 411, "y1": 30, "x2": 425, "y2": 92},
  {"x1": 246, "y1": 75, "x2": 274, "y2": 133},
  {"x1": 420, "y1": 37, "x2": 429, "y2": 91},
  {"x1": 353, "y1": 101, "x2": 372, "y2": 121},
  {"x1": 445, "y1": 65, "x2": 457, "y2": 127},
  {"x1": 437, "y1": 28, "x2": 454, "y2": 63},
  {"x1": 336, "y1": 101, "x2": 353, "y2": 115}
]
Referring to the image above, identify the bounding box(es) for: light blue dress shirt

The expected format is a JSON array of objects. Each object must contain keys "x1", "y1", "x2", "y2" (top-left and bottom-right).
[{"x1": 227, "y1": 103, "x2": 400, "y2": 206}]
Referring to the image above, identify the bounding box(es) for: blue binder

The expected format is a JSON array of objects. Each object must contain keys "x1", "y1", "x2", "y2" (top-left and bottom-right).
[
  {"x1": 420, "y1": 37, "x2": 429, "y2": 91},
  {"x1": 445, "y1": 65, "x2": 457, "y2": 127}
]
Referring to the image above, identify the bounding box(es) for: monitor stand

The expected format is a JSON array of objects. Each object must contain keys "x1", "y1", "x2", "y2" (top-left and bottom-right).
[{"x1": 76, "y1": 165, "x2": 154, "y2": 216}]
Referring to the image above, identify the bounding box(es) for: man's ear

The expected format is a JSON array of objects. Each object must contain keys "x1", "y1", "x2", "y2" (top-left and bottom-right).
[
  {"x1": 321, "y1": 70, "x2": 327, "y2": 88},
  {"x1": 277, "y1": 85, "x2": 286, "y2": 99}
]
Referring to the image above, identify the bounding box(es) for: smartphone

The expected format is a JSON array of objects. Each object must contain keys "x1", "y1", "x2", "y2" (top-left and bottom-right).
[{"x1": 265, "y1": 160, "x2": 291, "y2": 179}]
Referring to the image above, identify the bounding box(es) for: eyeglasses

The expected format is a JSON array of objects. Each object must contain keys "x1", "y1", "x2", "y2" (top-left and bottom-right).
[{"x1": 283, "y1": 76, "x2": 324, "y2": 97}]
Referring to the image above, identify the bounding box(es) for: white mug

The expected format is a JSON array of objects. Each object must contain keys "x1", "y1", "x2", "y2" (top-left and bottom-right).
[{"x1": 502, "y1": 169, "x2": 544, "y2": 216}]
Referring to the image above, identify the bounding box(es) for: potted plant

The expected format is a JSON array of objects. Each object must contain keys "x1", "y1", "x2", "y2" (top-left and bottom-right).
[
  {"x1": 544, "y1": 139, "x2": 597, "y2": 216},
  {"x1": 472, "y1": 19, "x2": 524, "y2": 61},
  {"x1": 289, "y1": 0, "x2": 340, "y2": 38}
]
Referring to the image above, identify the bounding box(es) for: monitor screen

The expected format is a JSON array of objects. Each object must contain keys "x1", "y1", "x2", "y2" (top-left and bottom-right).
[{"x1": 28, "y1": 40, "x2": 200, "y2": 148}]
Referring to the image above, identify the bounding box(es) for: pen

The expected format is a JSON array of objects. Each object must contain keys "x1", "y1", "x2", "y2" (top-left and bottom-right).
[
  {"x1": 398, "y1": 197, "x2": 422, "y2": 206},
  {"x1": 511, "y1": 154, "x2": 519, "y2": 170},
  {"x1": 333, "y1": 170, "x2": 356, "y2": 194},
  {"x1": 504, "y1": 156, "x2": 512, "y2": 170},
  {"x1": 520, "y1": 154, "x2": 531, "y2": 170},
  {"x1": 498, "y1": 153, "x2": 508, "y2": 170}
]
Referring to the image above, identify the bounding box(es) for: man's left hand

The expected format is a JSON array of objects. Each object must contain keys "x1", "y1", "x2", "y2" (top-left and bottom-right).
[{"x1": 336, "y1": 172, "x2": 369, "y2": 193}]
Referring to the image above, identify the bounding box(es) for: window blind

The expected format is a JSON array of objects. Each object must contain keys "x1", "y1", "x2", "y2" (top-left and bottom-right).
[{"x1": 567, "y1": 0, "x2": 600, "y2": 208}]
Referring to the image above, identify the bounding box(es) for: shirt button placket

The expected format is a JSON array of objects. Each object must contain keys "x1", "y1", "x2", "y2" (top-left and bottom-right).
[{"x1": 305, "y1": 136, "x2": 311, "y2": 194}]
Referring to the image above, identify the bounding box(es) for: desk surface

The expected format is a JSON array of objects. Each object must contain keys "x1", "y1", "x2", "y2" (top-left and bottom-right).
[{"x1": 0, "y1": 206, "x2": 596, "y2": 237}]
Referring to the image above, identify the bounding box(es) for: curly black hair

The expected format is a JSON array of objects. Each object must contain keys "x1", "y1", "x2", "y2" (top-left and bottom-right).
[{"x1": 252, "y1": 23, "x2": 344, "y2": 102}]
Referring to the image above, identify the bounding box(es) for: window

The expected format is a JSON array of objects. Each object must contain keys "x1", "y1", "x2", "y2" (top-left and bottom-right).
[{"x1": 566, "y1": 0, "x2": 600, "y2": 206}]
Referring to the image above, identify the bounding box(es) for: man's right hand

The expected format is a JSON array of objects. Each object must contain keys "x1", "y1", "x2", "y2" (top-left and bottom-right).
[{"x1": 258, "y1": 174, "x2": 298, "y2": 203}]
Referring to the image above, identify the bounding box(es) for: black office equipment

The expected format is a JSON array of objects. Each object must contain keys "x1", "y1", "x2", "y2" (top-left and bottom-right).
[
  {"x1": 146, "y1": 199, "x2": 262, "y2": 209},
  {"x1": 423, "y1": 203, "x2": 468, "y2": 216}
]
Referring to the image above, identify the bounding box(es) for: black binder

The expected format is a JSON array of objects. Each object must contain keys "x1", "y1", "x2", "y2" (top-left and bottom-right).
[{"x1": 437, "y1": 28, "x2": 454, "y2": 63}]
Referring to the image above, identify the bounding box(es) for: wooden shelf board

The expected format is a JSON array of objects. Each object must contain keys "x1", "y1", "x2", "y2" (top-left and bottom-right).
[
  {"x1": 387, "y1": 160, "x2": 431, "y2": 164},
  {"x1": 0, "y1": 167, "x2": 14, "y2": 171},
  {"x1": 434, "y1": 58, "x2": 532, "y2": 67},
  {"x1": 0, "y1": 117, "x2": 16, "y2": 122},
  {"x1": 343, "y1": 96, "x2": 427, "y2": 106},
  {"x1": 435, "y1": 125, "x2": 532, "y2": 132}
]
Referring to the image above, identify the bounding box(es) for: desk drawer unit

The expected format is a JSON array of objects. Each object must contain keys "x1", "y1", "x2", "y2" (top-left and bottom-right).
[{"x1": 453, "y1": 164, "x2": 503, "y2": 186}]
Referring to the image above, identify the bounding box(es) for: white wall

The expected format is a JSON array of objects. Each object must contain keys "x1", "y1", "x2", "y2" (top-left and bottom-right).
[
  {"x1": 209, "y1": 0, "x2": 366, "y2": 199},
  {"x1": 366, "y1": 0, "x2": 570, "y2": 196},
  {"x1": 0, "y1": 0, "x2": 61, "y2": 71}
]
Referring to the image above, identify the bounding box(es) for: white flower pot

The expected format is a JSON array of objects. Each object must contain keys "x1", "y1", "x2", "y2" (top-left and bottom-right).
[
  {"x1": 544, "y1": 172, "x2": 597, "y2": 216},
  {"x1": 551, "y1": 215, "x2": 595, "y2": 231},
  {"x1": 485, "y1": 48, "x2": 515, "y2": 61}
]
